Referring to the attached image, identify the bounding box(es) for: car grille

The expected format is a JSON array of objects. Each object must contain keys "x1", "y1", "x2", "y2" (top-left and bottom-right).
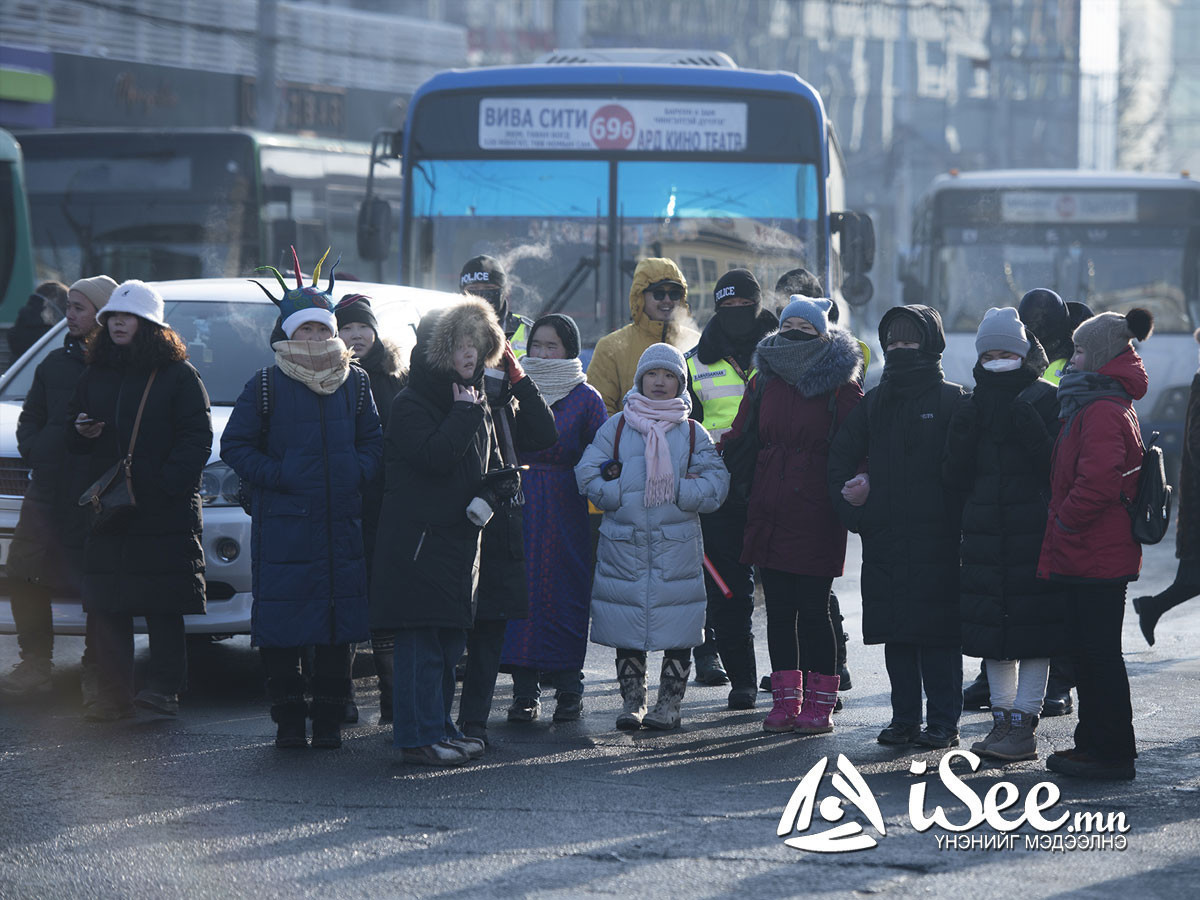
[{"x1": 0, "y1": 458, "x2": 31, "y2": 497}]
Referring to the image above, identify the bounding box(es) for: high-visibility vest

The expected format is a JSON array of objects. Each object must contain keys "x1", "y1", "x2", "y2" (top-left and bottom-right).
[
  {"x1": 1044, "y1": 357, "x2": 1068, "y2": 386},
  {"x1": 504, "y1": 315, "x2": 532, "y2": 360},
  {"x1": 686, "y1": 350, "x2": 753, "y2": 440}
]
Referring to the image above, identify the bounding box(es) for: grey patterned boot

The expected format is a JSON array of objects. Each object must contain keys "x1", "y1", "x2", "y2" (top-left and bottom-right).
[
  {"x1": 971, "y1": 708, "x2": 1012, "y2": 757},
  {"x1": 987, "y1": 710, "x2": 1039, "y2": 762},
  {"x1": 615, "y1": 656, "x2": 648, "y2": 731},
  {"x1": 642, "y1": 657, "x2": 690, "y2": 730}
]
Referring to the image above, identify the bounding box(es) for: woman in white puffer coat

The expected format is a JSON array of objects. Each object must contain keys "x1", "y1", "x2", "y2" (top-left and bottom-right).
[{"x1": 576, "y1": 343, "x2": 729, "y2": 731}]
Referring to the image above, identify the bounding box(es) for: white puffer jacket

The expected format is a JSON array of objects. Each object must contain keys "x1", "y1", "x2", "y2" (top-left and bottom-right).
[{"x1": 575, "y1": 414, "x2": 729, "y2": 651}]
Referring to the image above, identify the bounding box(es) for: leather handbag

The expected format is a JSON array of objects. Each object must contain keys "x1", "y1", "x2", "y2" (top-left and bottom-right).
[{"x1": 79, "y1": 370, "x2": 157, "y2": 535}]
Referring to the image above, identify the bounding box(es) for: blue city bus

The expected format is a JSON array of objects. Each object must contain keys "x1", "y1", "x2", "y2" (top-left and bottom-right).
[
  {"x1": 391, "y1": 53, "x2": 875, "y2": 345},
  {"x1": 0, "y1": 128, "x2": 36, "y2": 325},
  {"x1": 900, "y1": 169, "x2": 1200, "y2": 478}
]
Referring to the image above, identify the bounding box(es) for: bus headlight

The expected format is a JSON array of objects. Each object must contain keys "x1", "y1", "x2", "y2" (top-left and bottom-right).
[{"x1": 199, "y1": 462, "x2": 242, "y2": 507}]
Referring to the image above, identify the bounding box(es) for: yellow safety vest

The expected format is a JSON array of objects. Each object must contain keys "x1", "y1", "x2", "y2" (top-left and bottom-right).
[
  {"x1": 509, "y1": 317, "x2": 530, "y2": 360},
  {"x1": 686, "y1": 351, "x2": 754, "y2": 441},
  {"x1": 1044, "y1": 357, "x2": 1068, "y2": 386}
]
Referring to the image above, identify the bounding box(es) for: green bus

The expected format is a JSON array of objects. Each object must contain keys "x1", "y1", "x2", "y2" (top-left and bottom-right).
[
  {"x1": 0, "y1": 128, "x2": 36, "y2": 325},
  {"x1": 16, "y1": 128, "x2": 401, "y2": 293}
]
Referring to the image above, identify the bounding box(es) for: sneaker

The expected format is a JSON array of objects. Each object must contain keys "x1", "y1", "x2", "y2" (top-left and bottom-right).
[
  {"x1": 1046, "y1": 750, "x2": 1135, "y2": 780},
  {"x1": 914, "y1": 725, "x2": 960, "y2": 749},
  {"x1": 877, "y1": 721, "x2": 922, "y2": 745},
  {"x1": 460, "y1": 721, "x2": 490, "y2": 745},
  {"x1": 552, "y1": 692, "x2": 584, "y2": 722},
  {"x1": 441, "y1": 737, "x2": 485, "y2": 759},
  {"x1": 133, "y1": 690, "x2": 179, "y2": 717},
  {"x1": 80, "y1": 664, "x2": 101, "y2": 709},
  {"x1": 84, "y1": 701, "x2": 136, "y2": 722},
  {"x1": 402, "y1": 743, "x2": 470, "y2": 767},
  {"x1": 507, "y1": 696, "x2": 540, "y2": 723},
  {"x1": 0, "y1": 658, "x2": 53, "y2": 696}
]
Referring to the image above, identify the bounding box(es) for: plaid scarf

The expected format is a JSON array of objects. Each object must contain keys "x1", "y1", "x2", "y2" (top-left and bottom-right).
[{"x1": 273, "y1": 338, "x2": 353, "y2": 395}]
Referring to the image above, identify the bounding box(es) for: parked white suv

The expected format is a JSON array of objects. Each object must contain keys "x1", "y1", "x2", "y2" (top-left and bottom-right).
[{"x1": 0, "y1": 277, "x2": 458, "y2": 637}]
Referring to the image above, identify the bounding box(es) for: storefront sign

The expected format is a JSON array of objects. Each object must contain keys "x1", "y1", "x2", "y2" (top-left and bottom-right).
[{"x1": 479, "y1": 98, "x2": 748, "y2": 153}]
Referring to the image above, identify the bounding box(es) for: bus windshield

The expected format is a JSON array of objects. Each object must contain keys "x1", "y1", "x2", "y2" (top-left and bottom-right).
[
  {"x1": 24, "y1": 139, "x2": 259, "y2": 284},
  {"x1": 934, "y1": 225, "x2": 1197, "y2": 333},
  {"x1": 408, "y1": 157, "x2": 818, "y2": 340}
]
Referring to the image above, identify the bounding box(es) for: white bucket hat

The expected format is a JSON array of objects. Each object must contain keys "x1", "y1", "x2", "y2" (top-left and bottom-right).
[{"x1": 98, "y1": 280, "x2": 166, "y2": 327}]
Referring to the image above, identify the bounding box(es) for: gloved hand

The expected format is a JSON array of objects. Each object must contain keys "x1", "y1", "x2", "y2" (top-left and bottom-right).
[{"x1": 503, "y1": 342, "x2": 525, "y2": 384}]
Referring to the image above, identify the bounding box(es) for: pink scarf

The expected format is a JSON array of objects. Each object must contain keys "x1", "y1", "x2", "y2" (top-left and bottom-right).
[{"x1": 621, "y1": 391, "x2": 690, "y2": 507}]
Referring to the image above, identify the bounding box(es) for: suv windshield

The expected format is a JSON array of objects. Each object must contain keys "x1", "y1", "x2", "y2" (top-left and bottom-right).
[{"x1": 0, "y1": 300, "x2": 279, "y2": 404}]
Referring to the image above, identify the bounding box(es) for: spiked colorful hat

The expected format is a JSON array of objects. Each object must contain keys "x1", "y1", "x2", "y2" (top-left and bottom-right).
[{"x1": 252, "y1": 246, "x2": 340, "y2": 339}]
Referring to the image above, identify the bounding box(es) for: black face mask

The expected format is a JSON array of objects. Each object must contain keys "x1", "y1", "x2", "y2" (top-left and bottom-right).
[
  {"x1": 715, "y1": 304, "x2": 760, "y2": 341},
  {"x1": 780, "y1": 328, "x2": 818, "y2": 342}
]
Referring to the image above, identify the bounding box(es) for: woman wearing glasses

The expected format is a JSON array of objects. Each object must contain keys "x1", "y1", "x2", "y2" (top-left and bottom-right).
[{"x1": 586, "y1": 258, "x2": 699, "y2": 416}]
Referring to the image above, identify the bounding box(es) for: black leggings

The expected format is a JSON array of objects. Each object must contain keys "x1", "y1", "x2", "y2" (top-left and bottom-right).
[{"x1": 760, "y1": 568, "x2": 836, "y2": 675}]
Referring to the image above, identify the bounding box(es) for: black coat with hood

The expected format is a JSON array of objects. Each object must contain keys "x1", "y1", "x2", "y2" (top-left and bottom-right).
[
  {"x1": 827, "y1": 305, "x2": 967, "y2": 647},
  {"x1": 942, "y1": 344, "x2": 1069, "y2": 660},
  {"x1": 356, "y1": 336, "x2": 408, "y2": 569},
  {"x1": 685, "y1": 307, "x2": 779, "y2": 423},
  {"x1": 7, "y1": 333, "x2": 94, "y2": 592},
  {"x1": 370, "y1": 300, "x2": 505, "y2": 631},
  {"x1": 66, "y1": 341, "x2": 212, "y2": 617}
]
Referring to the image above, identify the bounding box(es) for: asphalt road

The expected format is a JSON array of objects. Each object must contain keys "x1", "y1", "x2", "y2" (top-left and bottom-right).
[{"x1": 1, "y1": 531, "x2": 1198, "y2": 899}]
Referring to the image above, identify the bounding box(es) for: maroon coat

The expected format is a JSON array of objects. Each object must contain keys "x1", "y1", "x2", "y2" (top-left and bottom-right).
[
  {"x1": 1037, "y1": 348, "x2": 1147, "y2": 583},
  {"x1": 725, "y1": 327, "x2": 864, "y2": 576}
]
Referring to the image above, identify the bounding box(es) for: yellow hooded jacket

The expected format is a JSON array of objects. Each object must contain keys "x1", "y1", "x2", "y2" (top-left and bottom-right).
[{"x1": 586, "y1": 258, "x2": 700, "y2": 415}]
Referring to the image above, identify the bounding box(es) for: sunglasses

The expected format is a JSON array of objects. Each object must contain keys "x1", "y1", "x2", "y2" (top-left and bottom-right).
[{"x1": 649, "y1": 287, "x2": 685, "y2": 303}]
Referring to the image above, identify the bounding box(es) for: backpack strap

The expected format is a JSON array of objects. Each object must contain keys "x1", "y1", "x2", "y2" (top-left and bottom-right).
[
  {"x1": 613, "y1": 415, "x2": 626, "y2": 463},
  {"x1": 688, "y1": 419, "x2": 696, "y2": 470}
]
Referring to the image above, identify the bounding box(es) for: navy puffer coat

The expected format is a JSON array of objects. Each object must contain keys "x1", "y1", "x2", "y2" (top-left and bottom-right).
[{"x1": 221, "y1": 354, "x2": 383, "y2": 647}]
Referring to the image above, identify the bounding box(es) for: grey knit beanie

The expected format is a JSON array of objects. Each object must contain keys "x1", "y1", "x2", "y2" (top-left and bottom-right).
[
  {"x1": 634, "y1": 342, "x2": 687, "y2": 397},
  {"x1": 975, "y1": 307, "x2": 1030, "y2": 358}
]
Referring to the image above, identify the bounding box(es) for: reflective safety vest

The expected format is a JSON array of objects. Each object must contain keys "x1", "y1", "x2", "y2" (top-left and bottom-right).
[
  {"x1": 1044, "y1": 357, "x2": 1068, "y2": 386},
  {"x1": 508, "y1": 316, "x2": 532, "y2": 360},
  {"x1": 686, "y1": 350, "x2": 754, "y2": 440}
]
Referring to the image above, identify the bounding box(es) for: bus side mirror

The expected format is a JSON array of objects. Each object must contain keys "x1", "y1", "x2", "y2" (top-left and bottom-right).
[
  {"x1": 900, "y1": 273, "x2": 925, "y2": 305},
  {"x1": 835, "y1": 211, "x2": 875, "y2": 307},
  {"x1": 357, "y1": 195, "x2": 393, "y2": 262}
]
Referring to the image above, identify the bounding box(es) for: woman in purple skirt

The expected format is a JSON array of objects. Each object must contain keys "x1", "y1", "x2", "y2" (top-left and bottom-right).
[{"x1": 501, "y1": 314, "x2": 608, "y2": 723}]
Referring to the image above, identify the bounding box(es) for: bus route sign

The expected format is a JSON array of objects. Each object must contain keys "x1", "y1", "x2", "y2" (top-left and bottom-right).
[{"x1": 478, "y1": 98, "x2": 748, "y2": 153}]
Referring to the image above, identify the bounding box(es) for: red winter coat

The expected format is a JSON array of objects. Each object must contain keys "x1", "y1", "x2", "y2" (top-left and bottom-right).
[
  {"x1": 1037, "y1": 348, "x2": 1147, "y2": 583},
  {"x1": 725, "y1": 328, "x2": 864, "y2": 576}
]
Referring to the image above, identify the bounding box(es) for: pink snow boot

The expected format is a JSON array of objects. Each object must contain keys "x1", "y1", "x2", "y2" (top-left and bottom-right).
[
  {"x1": 793, "y1": 671, "x2": 841, "y2": 735},
  {"x1": 763, "y1": 670, "x2": 803, "y2": 732}
]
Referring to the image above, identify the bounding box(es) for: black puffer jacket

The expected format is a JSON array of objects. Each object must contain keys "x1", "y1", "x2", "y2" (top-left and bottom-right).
[
  {"x1": 476, "y1": 370, "x2": 558, "y2": 621},
  {"x1": 943, "y1": 359, "x2": 1069, "y2": 659},
  {"x1": 7, "y1": 334, "x2": 93, "y2": 593},
  {"x1": 828, "y1": 305, "x2": 967, "y2": 647},
  {"x1": 370, "y1": 302, "x2": 504, "y2": 631},
  {"x1": 67, "y1": 357, "x2": 212, "y2": 616},
  {"x1": 357, "y1": 337, "x2": 408, "y2": 571}
]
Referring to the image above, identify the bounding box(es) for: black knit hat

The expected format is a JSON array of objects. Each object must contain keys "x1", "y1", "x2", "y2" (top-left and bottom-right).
[
  {"x1": 529, "y1": 313, "x2": 581, "y2": 359},
  {"x1": 335, "y1": 293, "x2": 378, "y2": 332},
  {"x1": 460, "y1": 255, "x2": 506, "y2": 292},
  {"x1": 774, "y1": 268, "x2": 823, "y2": 300},
  {"x1": 713, "y1": 268, "x2": 761, "y2": 307},
  {"x1": 1018, "y1": 288, "x2": 1070, "y2": 345}
]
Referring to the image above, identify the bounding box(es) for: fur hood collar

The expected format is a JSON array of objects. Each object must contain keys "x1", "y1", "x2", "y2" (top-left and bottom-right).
[
  {"x1": 754, "y1": 325, "x2": 863, "y2": 398},
  {"x1": 423, "y1": 298, "x2": 506, "y2": 375}
]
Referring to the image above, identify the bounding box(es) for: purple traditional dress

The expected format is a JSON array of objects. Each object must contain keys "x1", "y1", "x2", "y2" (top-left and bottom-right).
[{"x1": 501, "y1": 380, "x2": 608, "y2": 679}]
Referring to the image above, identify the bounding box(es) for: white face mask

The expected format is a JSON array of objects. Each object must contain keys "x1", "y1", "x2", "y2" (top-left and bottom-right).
[{"x1": 981, "y1": 358, "x2": 1021, "y2": 373}]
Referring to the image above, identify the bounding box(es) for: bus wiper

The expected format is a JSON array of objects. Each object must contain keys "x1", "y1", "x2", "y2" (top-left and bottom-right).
[{"x1": 538, "y1": 203, "x2": 603, "y2": 319}]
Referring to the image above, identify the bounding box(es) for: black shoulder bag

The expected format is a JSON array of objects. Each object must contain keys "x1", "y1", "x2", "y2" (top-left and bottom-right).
[{"x1": 79, "y1": 370, "x2": 157, "y2": 535}]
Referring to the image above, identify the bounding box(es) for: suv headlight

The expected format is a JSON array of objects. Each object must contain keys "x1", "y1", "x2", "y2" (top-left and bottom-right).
[{"x1": 200, "y1": 461, "x2": 243, "y2": 507}]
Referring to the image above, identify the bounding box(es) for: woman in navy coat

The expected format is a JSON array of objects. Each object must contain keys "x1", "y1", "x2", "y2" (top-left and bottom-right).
[{"x1": 222, "y1": 257, "x2": 382, "y2": 749}]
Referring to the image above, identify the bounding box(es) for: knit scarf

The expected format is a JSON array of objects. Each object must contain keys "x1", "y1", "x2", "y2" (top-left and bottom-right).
[
  {"x1": 621, "y1": 391, "x2": 690, "y2": 507},
  {"x1": 878, "y1": 348, "x2": 944, "y2": 402},
  {"x1": 1056, "y1": 370, "x2": 1131, "y2": 425},
  {"x1": 521, "y1": 356, "x2": 586, "y2": 407},
  {"x1": 754, "y1": 331, "x2": 838, "y2": 397},
  {"x1": 273, "y1": 338, "x2": 353, "y2": 396}
]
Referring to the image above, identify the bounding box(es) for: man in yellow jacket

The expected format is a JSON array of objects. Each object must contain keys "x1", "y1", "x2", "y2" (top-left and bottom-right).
[{"x1": 587, "y1": 258, "x2": 699, "y2": 415}]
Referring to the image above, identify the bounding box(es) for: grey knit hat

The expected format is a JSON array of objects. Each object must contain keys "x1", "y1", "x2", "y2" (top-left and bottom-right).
[
  {"x1": 1071, "y1": 308, "x2": 1154, "y2": 371},
  {"x1": 975, "y1": 307, "x2": 1030, "y2": 358},
  {"x1": 634, "y1": 342, "x2": 687, "y2": 398}
]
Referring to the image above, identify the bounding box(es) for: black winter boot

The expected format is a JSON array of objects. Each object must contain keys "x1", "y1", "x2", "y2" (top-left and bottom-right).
[
  {"x1": 693, "y1": 630, "x2": 728, "y2": 686},
  {"x1": 311, "y1": 677, "x2": 351, "y2": 749},
  {"x1": 963, "y1": 663, "x2": 991, "y2": 711},
  {"x1": 1042, "y1": 659, "x2": 1074, "y2": 717},
  {"x1": 830, "y1": 591, "x2": 852, "y2": 691},
  {"x1": 267, "y1": 674, "x2": 308, "y2": 749},
  {"x1": 372, "y1": 632, "x2": 395, "y2": 725},
  {"x1": 718, "y1": 633, "x2": 758, "y2": 710}
]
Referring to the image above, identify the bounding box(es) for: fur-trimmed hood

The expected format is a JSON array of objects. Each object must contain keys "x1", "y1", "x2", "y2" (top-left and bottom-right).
[
  {"x1": 754, "y1": 325, "x2": 863, "y2": 398},
  {"x1": 421, "y1": 298, "x2": 506, "y2": 375}
]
